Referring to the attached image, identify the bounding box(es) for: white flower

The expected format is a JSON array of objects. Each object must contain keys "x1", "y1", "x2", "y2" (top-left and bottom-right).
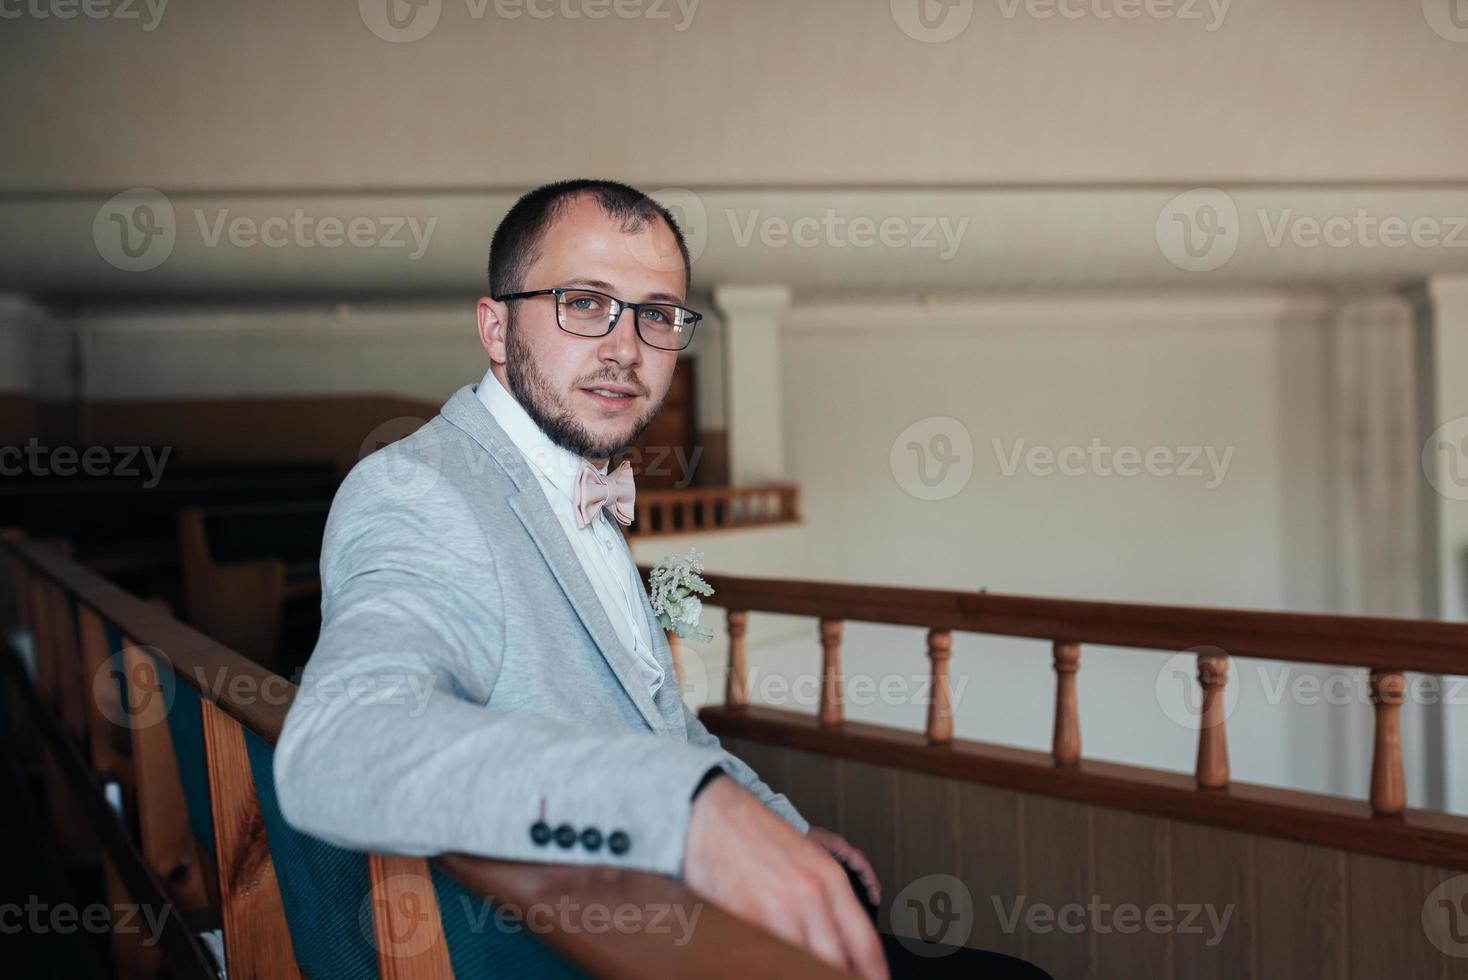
[{"x1": 649, "y1": 549, "x2": 714, "y2": 642}]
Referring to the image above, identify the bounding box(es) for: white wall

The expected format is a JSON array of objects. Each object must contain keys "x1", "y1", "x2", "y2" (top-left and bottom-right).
[{"x1": 636, "y1": 288, "x2": 1461, "y2": 813}]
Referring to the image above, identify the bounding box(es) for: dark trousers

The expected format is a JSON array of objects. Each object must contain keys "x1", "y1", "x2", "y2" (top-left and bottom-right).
[{"x1": 842, "y1": 866, "x2": 1053, "y2": 979}]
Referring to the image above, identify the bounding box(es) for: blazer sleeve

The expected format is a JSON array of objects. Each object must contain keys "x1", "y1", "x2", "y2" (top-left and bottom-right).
[
  {"x1": 680, "y1": 703, "x2": 810, "y2": 835},
  {"x1": 273, "y1": 446, "x2": 727, "y2": 879}
]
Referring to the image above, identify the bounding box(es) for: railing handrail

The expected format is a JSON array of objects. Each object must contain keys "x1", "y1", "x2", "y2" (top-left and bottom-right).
[{"x1": 686, "y1": 568, "x2": 1468, "y2": 675}]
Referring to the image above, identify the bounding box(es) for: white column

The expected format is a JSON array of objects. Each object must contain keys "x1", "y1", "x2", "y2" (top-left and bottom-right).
[
  {"x1": 713, "y1": 285, "x2": 791, "y2": 485},
  {"x1": 1420, "y1": 275, "x2": 1468, "y2": 814}
]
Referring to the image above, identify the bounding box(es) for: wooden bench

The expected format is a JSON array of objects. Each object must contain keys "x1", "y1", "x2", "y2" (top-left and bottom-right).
[
  {"x1": 178, "y1": 503, "x2": 329, "y2": 673},
  {"x1": 1, "y1": 531, "x2": 841, "y2": 979}
]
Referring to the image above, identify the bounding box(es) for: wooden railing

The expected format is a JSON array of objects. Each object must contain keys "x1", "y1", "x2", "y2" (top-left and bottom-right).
[
  {"x1": 1, "y1": 532, "x2": 841, "y2": 979},
  {"x1": 691, "y1": 570, "x2": 1468, "y2": 871},
  {"x1": 629, "y1": 484, "x2": 799, "y2": 538}
]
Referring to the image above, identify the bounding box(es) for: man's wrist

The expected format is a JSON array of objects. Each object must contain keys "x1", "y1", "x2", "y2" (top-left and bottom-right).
[{"x1": 691, "y1": 765, "x2": 726, "y2": 802}]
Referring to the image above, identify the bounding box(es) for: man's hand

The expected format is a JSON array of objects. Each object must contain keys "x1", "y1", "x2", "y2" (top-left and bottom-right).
[
  {"x1": 807, "y1": 826, "x2": 881, "y2": 907},
  {"x1": 685, "y1": 776, "x2": 888, "y2": 980}
]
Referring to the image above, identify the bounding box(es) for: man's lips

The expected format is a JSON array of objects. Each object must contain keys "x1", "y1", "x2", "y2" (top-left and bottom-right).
[{"x1": 578, "y1": 384, "x2": 643, "y2": 410}]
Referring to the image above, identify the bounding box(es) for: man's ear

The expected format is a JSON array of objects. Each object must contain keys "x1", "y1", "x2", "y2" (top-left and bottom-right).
[{"x1": 476, "y1": 296, "x2": 510, "y2": 364}]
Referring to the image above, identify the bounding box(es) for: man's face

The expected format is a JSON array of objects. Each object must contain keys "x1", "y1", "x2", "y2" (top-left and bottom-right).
[{"x1": 478, "y1": 194, "x2": 686, "y2": 463}]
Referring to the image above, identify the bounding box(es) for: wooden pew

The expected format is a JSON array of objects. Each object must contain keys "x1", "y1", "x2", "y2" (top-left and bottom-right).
[
  {"x1": 2, "y1": 533, "x2": 843, "y2": 979},
  {"x1": 178, "y1": 502, "x2": 328, "y2": 672}
]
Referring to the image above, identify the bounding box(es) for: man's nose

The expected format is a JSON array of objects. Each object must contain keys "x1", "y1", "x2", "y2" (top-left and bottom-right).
[{"x1": 597, "y1": 306, "x2": 642, "y2": 367}]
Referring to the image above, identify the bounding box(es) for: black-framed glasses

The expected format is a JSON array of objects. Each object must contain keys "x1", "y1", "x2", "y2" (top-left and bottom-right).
[{"x1": 495, "y1": 287, "x2": 702, "y2": 352}]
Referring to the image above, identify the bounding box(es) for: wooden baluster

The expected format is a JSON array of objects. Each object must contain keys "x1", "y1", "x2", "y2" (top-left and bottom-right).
[
  {"x1": 819, "y1": 619, "x2": 844, "y2": 727},
  {"x1": 725, "y1": 610, "x2": 749, "y2": 708},
  {"x1": 1195, "y1": 651, "x2": 1230, "y2": 789},
  {"x1": 926, "y1": 629, "x2": 953, "y2": 745},
  {"x1": 1369, "y1": 669, "x2": 1406, "y2": 816},
  {"x1": 1052, "y1": 641, "x2": 1081, "y2": 766}
]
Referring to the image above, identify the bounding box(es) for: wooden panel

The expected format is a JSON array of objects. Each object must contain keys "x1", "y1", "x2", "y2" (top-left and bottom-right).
[
  {"x1": 1255, "y1": 837, "x2": 1346, "y2": 979},
  {"x1": 723, "y1": 735, "x2": 793, "y2": 804},
  {"x1": 836, "y1": 758, "x2": 899, "y2": 925},
  {"x1": 1021, "y1": 794, "x2": 1096, "y2": 980},
  {"x1": 1091, "y1": 806, "x2": 1173, "y2": 977},
  {"x1": 200, "y1": 699, "x2": 302, "y2": 979},
  {"x1": 1168, "y1": 820, "x2": 1256, "y2": 979},
  {"x1": 785, "y1": 747, "x2": 844, "y2": 832},
  {"x1": 1346, "y1": 852, "x2": 1462, "y2": 980},
  {"x1": 702, "y1": 705, "x2": 1468, "y2": 872},
  {"x1": 953, "y1": 780, "x2": 1026, "y2": 959},
  {"x1": 367, "y1": 854, "x2": 454, "y2": 979}
]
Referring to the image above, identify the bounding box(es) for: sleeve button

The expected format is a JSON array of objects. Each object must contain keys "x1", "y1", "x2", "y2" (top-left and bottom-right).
[
  {"x1": 530, "y1": 821, "x2": 552, "y2": 846},
  {"x1": 553, "y1": 824, "x2": 577, "y2": 848},
  {"x1": 580, "y1": 827, "x2": 603, "y2": 851},
  {"x1": 607, "y1": 830, "x2": 631, "y2": 856}
]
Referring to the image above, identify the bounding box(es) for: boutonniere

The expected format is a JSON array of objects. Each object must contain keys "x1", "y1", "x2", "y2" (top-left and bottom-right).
[{"x1": 649, "y1": 548, "x2": 715, "y2": 642}]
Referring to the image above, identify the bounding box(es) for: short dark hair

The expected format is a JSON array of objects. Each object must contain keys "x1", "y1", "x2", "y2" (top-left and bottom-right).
[{"x1": 487, "y1": 179, "x2": 691, "y2": 299}]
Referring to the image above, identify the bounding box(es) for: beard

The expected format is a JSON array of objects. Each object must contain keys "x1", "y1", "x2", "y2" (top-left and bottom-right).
[{"x1": 504, "y1": 317, "x2": 662, "y2": 460}]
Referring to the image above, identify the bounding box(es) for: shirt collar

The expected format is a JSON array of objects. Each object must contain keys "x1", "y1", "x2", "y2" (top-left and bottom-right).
[{"x1": 476, "y1": 366, "x2": 604, "y2": 501}]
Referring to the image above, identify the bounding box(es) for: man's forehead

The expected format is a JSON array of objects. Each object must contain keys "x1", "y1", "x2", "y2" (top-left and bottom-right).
[{"x1": 530, "y1": 194, "x2": 686, "y2": 298}]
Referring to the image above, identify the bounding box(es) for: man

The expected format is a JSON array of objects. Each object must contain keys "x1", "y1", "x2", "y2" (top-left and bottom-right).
[{"x1": 275, "y1": 179, "x2": 887, "y2": 978}]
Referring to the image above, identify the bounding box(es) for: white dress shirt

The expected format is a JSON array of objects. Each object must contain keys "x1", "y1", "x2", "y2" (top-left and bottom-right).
[{"x1": 476, "y1": 367, "x2": 664, "y2": 697}]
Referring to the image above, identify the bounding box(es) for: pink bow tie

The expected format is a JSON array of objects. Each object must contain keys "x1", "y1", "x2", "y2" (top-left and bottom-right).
[{"x1": 574, "y1": 459, "x2": 636, "y2": 529}]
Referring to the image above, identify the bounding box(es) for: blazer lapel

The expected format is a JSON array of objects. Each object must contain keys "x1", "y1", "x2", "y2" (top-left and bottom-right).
[{"x1": 441, "y1": 385, "x2": 668, "y2": 734}]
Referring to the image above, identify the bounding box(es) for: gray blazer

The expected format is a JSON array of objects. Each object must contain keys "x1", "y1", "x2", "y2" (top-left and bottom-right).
[{"x1": 274, "y1": 384, "x2": 807, "y2": 878}]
